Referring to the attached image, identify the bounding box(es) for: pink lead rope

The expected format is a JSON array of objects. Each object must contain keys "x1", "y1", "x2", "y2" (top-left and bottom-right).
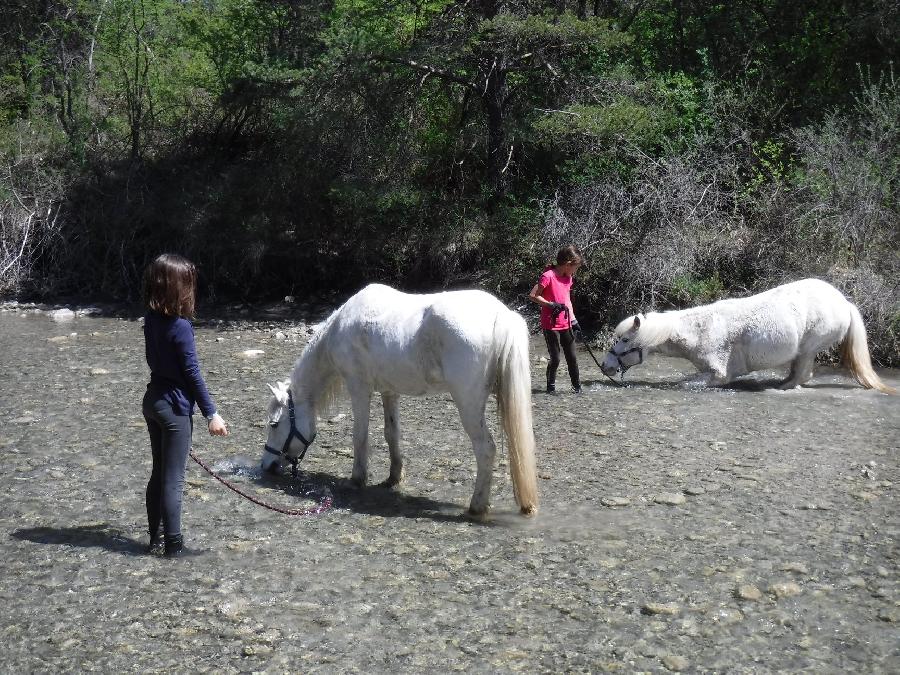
[{"x1": 189, "y1": 449, "x2": 333, "y2": 516}]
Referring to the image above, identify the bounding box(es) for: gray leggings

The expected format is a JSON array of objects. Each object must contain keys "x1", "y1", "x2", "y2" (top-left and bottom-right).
[{"x1": 143, "y1": 393, "x2": 193, "y2": 537}]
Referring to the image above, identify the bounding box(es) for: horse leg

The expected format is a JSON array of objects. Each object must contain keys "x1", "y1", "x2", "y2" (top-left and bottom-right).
[
  {"x1": 348, "y1": 385, "x2": 372, "y2": 487},
  {"x1": 780, "y1": 352, "x2": 816, "y2": 389},
  {"x1": 381, "y1": 392, "x2": 404, "y2": 488},
  {"x1": 453, "y1": 394, "x2": 496, "y2": 517},
  {"x1": 702, "y1": 362, "x2": 730, "y2": 386}
]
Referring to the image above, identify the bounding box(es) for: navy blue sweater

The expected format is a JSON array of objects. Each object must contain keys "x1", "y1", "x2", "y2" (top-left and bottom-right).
[{"x1": 144, "y1": 310, "x2": 216, "y2": 417}]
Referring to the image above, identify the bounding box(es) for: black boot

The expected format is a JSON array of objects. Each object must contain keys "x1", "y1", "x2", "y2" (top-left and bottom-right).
[
  {"x1": 164, "y1": 533, "x2": 184, "y2": 558},
  {"x1": 146, "y1": 531, "x2": 163, "y2": 555}
]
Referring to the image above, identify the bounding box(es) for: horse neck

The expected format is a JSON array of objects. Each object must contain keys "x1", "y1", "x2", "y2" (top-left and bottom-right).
[
  {"x1": 638, "y1": 312, "x2": 680, "y2": 354},
  {"x1": 289, "y1": 327, "x2": 337, "y2": 413},
  {"x1": 646, "y1": 309, "x2": 702, "y2": 357}
]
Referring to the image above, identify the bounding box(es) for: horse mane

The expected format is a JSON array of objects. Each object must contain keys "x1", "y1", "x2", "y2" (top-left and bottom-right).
[
  {"x1": 616, "y1": 312, "x2": 675, "y2": 348},
  {"x1": 288, "y1": 310, "x2": 344, "y2": 414}
]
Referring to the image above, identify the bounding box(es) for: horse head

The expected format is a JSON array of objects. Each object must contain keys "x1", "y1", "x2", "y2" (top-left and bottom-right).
[
  {"x1": 261, "y1": 379, "x2": 318, "y2": 475},
  {"x1": 601, "y1": 314, "x2": 645, "y2": 377}
]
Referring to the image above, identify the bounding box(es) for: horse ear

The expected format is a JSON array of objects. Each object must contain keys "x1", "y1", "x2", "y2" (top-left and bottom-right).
[
  {"x1": 632, "y1": 315, "x2": 641, "y2": 330},
  {"x1": 267, "y1": 383, "x2": 287, "y2": 404}
]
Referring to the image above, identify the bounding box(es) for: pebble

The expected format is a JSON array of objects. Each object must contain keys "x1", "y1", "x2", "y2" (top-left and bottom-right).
[
  {"x1": 735, "y1": 584, "x2": 762, "y2": 601},
  {"x1": 49, "y1": 308, "x2": 75, "y2": 322},
  {"x1": 11, "y1": 416, "x2": 36, "y2": 424},
  {"x1": 642, "y1": 603, "x2": 680, "y2": 615},
  {"x1": 654, "y1": 493, "x2": 687, "y2": 506},
  {"x1": 600, "y1": 497, "x2": 631, "y2": 507},
  {"x1": 769, "y1": 582, "x2": 802, "y2": 598},
  {"x1": 239, "y1": 349, "x2": 265, "y2": 358},
  {"x1": 662, "y1": 655, "x2": 689, "y2": 671}
]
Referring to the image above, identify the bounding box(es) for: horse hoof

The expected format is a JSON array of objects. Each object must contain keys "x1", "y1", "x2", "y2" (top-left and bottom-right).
[
  {"x1": 378, "y1": 478, "x2": 401, "y2": 490},
  {"x1": 465, "y1": 507, "x2": 491, "y2": 523},
  {"x1": 520, "y1": 504, "x2": 538, "y2": 517}
]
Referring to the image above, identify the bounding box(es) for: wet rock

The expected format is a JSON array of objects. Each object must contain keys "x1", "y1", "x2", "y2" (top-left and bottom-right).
[
  {"x1": 600, "y1": 497, "x2": 631, "y2": 507},
  {"x1": 662, "y1": 655, "x2": 689, "y2": 671},
  {"x1": 877, "y1": 610, "x2": 898, "y2": 623},
  {"x1": 239, "y1": 349, "x2": 265, "y2": 358},
  {"x1": 769, "y1": 582, "x2": 802, "y2": 598},
  {"x1": 654, "y1": 493, "x2": 687, "y2": 506},
  {"x1": 49, "y1": 308, "x2": 75, "y2": 322},
  {"x1": 11, "y1": 416, "x2": 36, "y2": 424},
  {"x1": 735, "y1": 585, "x2": 762, "y2": 601},
  {"x1": 642, "y1": 603, "x2": 680, "y2": 616}
]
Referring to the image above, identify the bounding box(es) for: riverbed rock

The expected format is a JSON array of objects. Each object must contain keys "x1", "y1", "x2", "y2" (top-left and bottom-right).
[
  {"x1": 654, "y1": 492, "x2": 687, "y2": 505},
  {"x1": 769, "y1": 582, "x2": 802, "y2": 598},
  {"x1": 49, "y1": 308, "x2": 75, "y2": 322}
]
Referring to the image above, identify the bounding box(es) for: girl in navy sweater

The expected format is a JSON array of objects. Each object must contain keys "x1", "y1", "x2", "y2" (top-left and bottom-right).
[{"x1": 142, "y1": 254, "x2": 228, "y2": 557}]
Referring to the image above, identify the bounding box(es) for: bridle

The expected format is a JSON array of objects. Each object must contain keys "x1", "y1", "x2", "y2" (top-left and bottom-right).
[
  {"x1": 264, "y1": 390, "x2": 316, "y2": 477},
  {"x1": 606, "y1": 340, "x2": 644, "y2": 377}
]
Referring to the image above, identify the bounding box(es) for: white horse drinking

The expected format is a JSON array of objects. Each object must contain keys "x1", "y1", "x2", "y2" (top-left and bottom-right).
[
  {"x1": 261, "y1": 283, "x2": 539, "y2": 516},
  {"x1": 601, "y1": 278, "x2": 896, "y2": 393}
]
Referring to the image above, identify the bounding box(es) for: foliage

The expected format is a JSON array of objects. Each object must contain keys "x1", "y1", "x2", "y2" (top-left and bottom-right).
[{"x1": 0, "y1": 0, "x2": 897, "y2": 364}]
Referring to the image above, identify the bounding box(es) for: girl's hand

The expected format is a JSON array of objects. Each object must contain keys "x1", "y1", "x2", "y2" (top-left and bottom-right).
[{"x1": 207, "y1": 413, "x2": 229, "y2": 436}]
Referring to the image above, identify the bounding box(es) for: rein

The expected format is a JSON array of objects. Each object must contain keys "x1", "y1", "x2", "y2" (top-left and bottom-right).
[{"x1": 189, "y1": 449, "x2": 332, "y2": 516}]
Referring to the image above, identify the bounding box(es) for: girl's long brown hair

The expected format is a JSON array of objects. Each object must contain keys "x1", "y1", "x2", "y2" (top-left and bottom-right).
[{"x1": 143, "y1": 253, "x2": 197, "y2": 318}]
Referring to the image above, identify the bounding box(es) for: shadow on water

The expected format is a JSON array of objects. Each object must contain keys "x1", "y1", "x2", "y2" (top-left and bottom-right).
[
  {"x1": 11, "y1": 524, "x2": 146, "y2": 556},
  {"x1": 253, "y1": 469, "x2": 478, "y2": 524},
  {"x1": 590, "y1": 374, "x2": 863, "y2": 393}
]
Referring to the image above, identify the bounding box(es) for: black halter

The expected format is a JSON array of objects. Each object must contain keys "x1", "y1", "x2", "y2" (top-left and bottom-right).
[
  {"x1": 264, "y1": 390, "x2": 316, "y2": 476},
  {"x1": 607, "y1": 343, "x2": 644, "y2": 376}
]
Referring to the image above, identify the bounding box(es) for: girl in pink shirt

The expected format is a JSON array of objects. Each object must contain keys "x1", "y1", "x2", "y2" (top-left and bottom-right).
[{"x1": 529, "y1": 245, "x2": 584, "y2": 393}]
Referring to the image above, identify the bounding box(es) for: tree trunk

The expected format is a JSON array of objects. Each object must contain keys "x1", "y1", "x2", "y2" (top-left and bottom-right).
[{"x1": 482, "y1": 56, "x2": 508, "y2": 200}]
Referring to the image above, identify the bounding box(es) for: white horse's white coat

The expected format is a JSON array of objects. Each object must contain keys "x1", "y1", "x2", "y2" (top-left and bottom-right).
[
  {"x1": 601, "y1": 278, "x2": 895, "y2": 393},
  {"x1": 262, "y1": 283, "x2": 539, "y2": 516}
]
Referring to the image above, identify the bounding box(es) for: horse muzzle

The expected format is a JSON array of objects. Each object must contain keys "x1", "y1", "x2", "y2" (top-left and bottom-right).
[{"x1": 601, "y1": 361, "x2": 620, "y2": 376}]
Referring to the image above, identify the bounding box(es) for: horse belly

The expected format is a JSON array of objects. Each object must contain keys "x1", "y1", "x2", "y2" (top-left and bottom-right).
[{"x1": 736, "y1": 321, "x2": 800, "y2": 372}]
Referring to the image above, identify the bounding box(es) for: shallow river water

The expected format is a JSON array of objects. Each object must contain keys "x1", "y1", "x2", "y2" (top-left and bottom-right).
[{"x1": 0, "y1": 303, "x2": 897, "y2": 673}]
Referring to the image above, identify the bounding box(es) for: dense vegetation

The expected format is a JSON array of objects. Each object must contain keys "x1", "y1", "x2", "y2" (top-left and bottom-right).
[{"x1": 1, "y1": 0, "x2": 897, "y2": 363}]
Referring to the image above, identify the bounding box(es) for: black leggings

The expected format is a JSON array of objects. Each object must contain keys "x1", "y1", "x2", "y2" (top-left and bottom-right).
[
  {"x1": 143, "y1": 392, "x2": 193, "y2": 537},
  {"x1": 543, "y1": 328, "x2": 580, "y2": 388}
]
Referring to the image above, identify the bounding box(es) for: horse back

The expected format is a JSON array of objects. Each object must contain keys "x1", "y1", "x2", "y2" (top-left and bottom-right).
[
  {"x1": 714, "y1": 279, "x2": 851, "y2": 368},
  {"x1": 328, "y1": 284, "x2": 511, "y2": 393}
]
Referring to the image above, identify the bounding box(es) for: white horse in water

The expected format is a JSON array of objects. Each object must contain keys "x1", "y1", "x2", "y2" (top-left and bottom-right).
[
  {"x1": 601, "y1": 278, "x2": 895, "y2": 393},
  {"x1": 261, "y1": 283, "x2": 539, "y2": 516}
]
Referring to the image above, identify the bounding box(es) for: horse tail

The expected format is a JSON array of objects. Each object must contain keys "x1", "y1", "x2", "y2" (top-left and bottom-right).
[
  {"x1": 495, "y1": 311, "x2": 540, "y2": 516},
  {"x1": 841, "y1": 303, "x2": 896, "y2": 394}
]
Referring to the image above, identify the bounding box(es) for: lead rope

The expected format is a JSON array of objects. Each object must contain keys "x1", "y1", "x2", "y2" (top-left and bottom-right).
[
  {"x1": 561, "y1": 307, "x2": 624, "y2": 388},
  {"x1": 189, "y1": 448, "x2": 332, "y2": 516}
]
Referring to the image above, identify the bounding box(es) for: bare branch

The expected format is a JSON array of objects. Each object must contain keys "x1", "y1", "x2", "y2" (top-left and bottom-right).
[{"x1": 372, "y1": 56, "x2": 477, "y2": 90}]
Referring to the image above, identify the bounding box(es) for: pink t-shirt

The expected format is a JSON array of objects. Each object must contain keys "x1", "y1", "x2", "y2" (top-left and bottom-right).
[{"x1": 537, "y1": 268, "x2": 574, "y2": 330}]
